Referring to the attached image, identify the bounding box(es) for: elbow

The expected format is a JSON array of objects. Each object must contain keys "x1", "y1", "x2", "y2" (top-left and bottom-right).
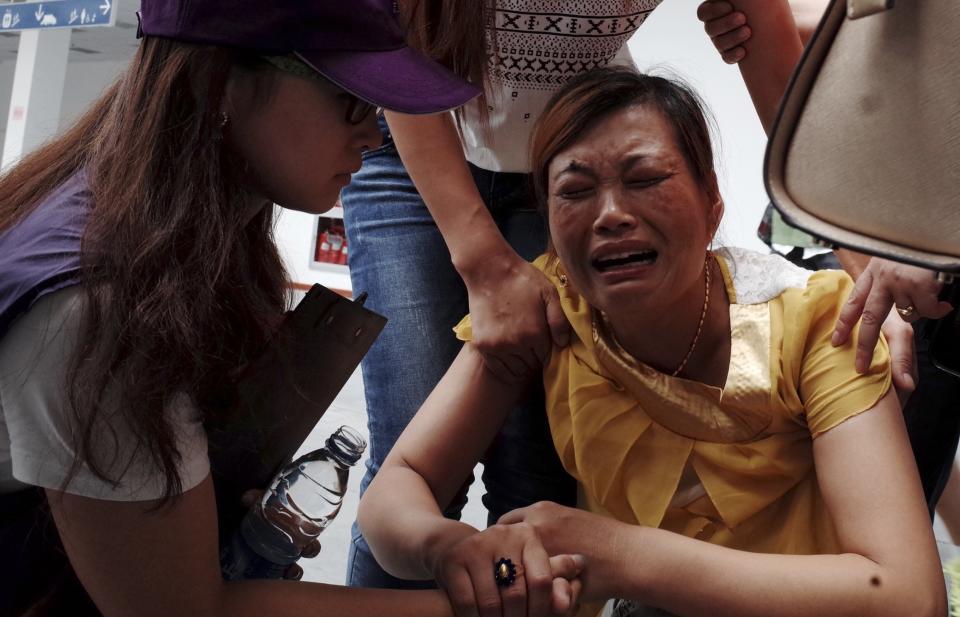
[
  {"x1": 915, "y1": 586, "x2": 947, "y2": 617},
  {"x1": 913, "y1": 566, "x2": 948, "y2": 617},
  {"x1": 355, "y1": 474, "x2": 381, "y2": 543},
  {"x1": 880, "y1": 575, "x2": 946, "y2": 617}
]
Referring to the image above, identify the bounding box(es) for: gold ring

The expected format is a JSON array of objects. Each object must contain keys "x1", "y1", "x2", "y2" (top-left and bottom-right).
[{"x1": 896, "y1": 305, "x2": 917, "y2": 318}]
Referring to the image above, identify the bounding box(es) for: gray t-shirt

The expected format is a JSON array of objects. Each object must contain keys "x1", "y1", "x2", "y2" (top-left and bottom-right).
[{"x1": 0, "y1": 286, "x2": 209, "y2": 500}]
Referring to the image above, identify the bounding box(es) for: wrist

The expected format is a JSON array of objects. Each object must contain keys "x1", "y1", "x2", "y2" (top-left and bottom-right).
[
  {"x1": 450, "y1": 229, "x2": 520, "y2": 284},
  {"x1": 420, "y1": 521, "x2": 477, "y2": 578},
  {"x1": 595, "y1": 521, "x2": 648, "y2": 601}
]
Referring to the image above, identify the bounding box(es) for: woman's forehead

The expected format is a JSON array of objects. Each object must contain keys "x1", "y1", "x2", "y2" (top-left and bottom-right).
[{"x1": 550, "y1": 106, "x2": 679, "y2": 172}]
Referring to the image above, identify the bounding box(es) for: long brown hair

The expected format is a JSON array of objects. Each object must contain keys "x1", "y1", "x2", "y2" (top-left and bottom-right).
[
  {"x1": 401, "y1": 0, "x2": 491, "y2": 114},
  {"x1": 0, "y1": 38, "x2": 288, "y2": 500}
]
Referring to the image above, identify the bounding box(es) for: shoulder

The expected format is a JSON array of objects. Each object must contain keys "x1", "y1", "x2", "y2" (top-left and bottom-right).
[
  {"x1": 0, "y1": 287, "x2": 209, "y2": 501},
  {"x1": 0, "y1": 171, "x2": 92, "y2": 337}
]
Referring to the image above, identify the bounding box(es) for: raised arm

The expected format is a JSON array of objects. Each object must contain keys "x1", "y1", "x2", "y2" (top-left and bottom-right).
[
  {"x1": 501, "y1": 389, "x2": 945, "y2": 617},
  {"x1": 697, "y1": 0, "x2": 803, "y2": 133},
  {"x1": 723, "y1": 0, "x2": 803, "y2": 132},
  {"x1": 383, "y1": 111, "x2": 570, "y2": 380}
]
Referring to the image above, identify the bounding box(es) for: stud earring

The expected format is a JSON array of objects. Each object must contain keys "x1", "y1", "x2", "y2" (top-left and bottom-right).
[{"x1": 215, "y1": 111, "x2": 230, "y2": 140}]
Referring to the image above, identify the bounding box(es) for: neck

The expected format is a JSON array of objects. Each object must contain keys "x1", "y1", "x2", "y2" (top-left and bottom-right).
[
  {"x1": 607, "y1": 256, "x2": 730, "y2": 382},
  {"x1": 242, "y1": 193, "x2": 272, "y2": 224}
]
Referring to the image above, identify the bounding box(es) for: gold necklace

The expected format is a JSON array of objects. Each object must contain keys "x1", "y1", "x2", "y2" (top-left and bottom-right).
[{"x1": 671, "y1": 254, "x2": 711, "y2": 377}]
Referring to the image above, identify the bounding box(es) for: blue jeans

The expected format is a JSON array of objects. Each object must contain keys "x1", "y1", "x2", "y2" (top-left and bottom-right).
[{"x1": 340, "y1": 117, "x2": 576, "y2": 589}]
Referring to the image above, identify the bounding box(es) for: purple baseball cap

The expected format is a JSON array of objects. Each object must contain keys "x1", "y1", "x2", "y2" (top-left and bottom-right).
[{"x1": 137, "y1": 0, "x2": 481, "y2": 114}]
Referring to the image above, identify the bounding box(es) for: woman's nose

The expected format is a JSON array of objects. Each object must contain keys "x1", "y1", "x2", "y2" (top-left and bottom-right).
[{"x1": 592, "y1": 191, "x2": 637, "y2": 234}]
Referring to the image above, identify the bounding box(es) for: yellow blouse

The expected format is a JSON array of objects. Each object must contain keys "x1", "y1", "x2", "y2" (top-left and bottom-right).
[{"x1": 455, "y1": 248, "x2": 891, "y2": 556}]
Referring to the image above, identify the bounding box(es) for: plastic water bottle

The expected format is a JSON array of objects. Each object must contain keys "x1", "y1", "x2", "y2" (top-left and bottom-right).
[{"x1": 221, "y1": 425, "x2": 366, "y2": 580}]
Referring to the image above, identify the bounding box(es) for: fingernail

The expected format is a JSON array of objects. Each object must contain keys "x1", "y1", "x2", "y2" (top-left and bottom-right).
[
  {"x1": 902, "y1": 373, "x2": 914, "y2": 390},
  {"x1": 572, "y1": 554, "x2": 586, "y2": 568},
  {"x1": 831, "y1": 332, "x2": 841, "y2": 346}
]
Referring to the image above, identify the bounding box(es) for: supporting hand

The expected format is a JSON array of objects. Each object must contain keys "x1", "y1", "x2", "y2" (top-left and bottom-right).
[
  {"x1": 463, "y1": 252, "x2": 571, "y2": 383},
  {"x1": 832, "y1": 258, "x2": 952, "y2": 387}
]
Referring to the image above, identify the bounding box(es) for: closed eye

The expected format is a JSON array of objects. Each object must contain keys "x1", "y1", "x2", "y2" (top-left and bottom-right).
[
  {"x1": 625, "y1": 175, "x2": 670, "y2": 189},
  {"x1": 555, "y1": 185, "x2": 594, "y2": 200}
]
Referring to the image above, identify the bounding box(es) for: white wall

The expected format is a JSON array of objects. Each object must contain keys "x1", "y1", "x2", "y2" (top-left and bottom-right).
[{"x1": 0, "y1": 57, "x2": 126, "y2": 151}]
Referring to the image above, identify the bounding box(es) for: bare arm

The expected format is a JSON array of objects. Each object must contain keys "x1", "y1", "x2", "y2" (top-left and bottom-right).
[
  {"x1": 359, "y1": 344, "x2": 527, "y2": 579},
  {"x1": 47, "y1": 476, "x2": 453, "y2": 617},
  {"x1": 358, "y1": 346, "x2": 583, "y2": 617},
  {"x1": 723, "y1": 0, "x2": 803, "y2": 133},
  {"x1": 502, "y1": 390, "x2": 945, "y2": 617},
  {"x1": 383, "y1": 111, "x2": 570, "y2": 381},
  {"x1": 697, "y1": 0, "x2": 804, "y2": 132}
]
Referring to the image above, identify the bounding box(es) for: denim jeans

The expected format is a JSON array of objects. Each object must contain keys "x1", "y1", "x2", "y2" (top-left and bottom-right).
[{"x1": 340, "y1": 117, "x2": 576, "y2": 589}]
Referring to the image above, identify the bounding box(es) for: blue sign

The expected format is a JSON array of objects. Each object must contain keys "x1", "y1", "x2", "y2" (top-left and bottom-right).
[{"x1": 0, "y1": 0, "x2": 117, "y2": 32}]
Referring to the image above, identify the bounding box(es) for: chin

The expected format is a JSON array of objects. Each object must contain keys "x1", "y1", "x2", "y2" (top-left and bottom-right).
[{"x1": 279, "y1": 191, "x2": 340, "y2": 215}]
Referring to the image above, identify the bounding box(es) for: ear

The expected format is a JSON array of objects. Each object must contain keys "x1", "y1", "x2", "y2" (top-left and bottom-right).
[{"x1": 706, "y1": 170, "x2": 724, "y2": 237}]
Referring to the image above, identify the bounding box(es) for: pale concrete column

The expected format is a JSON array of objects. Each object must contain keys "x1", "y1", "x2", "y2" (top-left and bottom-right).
[{"x1": 2, "y1": 28, "x2": 71, "y2": 170}]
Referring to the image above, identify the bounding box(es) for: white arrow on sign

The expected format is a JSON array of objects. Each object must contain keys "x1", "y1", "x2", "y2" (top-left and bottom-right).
[
  {"x1": 34, "y1": 4, "x2": 44, "y2": 21},
  {"x1": 99, "y1": 0, "x2": 111, "y2": 15}
]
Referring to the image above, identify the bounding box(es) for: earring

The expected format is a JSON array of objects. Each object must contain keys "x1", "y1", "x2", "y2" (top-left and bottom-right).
[{"x1": 215, "y1": 111, "x2": 230, "y2": 140}]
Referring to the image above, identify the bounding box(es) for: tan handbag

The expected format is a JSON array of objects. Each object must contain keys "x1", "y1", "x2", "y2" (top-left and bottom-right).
[{"x1": 765, "y1": 0, "x2": 960, "y2": 277}]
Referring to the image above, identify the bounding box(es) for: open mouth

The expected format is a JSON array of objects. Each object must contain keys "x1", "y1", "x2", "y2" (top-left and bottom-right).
[{"x1": 593, "y1": 249, "x2": 658, "y2": 272}]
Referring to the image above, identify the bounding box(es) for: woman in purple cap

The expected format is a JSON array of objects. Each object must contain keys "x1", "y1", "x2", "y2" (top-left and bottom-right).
[
  {"x1": 0, "y1": 1, "x2": 583, "y2": 615},
  {"x1": 339, "y1": 0, "x2": 807, "y2": 593}
]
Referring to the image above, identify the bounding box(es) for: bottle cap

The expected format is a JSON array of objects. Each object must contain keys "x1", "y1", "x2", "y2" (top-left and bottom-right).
[{"x1": 326, "y1": 425, "x2": 366, "y2": 466}]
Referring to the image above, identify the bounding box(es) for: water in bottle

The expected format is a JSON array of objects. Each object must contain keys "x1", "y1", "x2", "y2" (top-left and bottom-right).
[{"x1": 221, "y1": 425, "x2": 366, "y2": 580}]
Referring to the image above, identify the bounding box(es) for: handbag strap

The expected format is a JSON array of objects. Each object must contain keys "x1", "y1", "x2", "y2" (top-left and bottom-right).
[{"x1": 847, "y1": 0, "x2": 894, "y2": 19}]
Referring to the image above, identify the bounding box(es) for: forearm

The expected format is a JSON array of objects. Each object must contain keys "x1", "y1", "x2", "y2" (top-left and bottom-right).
[
  {"x1": 725, "y1": 0, "x2": 804, "y2": 133},
  {"x1": 359, "y1": 464, "x2": 478, "y2": 580},
  {"x1": 603, "y1": 525, "x2": 937, "y2": 617},
  {"x1": 384, "y1": 110, "x2": 516, "y2": 279},
  {"x1": 358, "y1": 347, "x2": 525, "y2": 579},
  {"x1": 218, "y1": 580, "x2": 453, "y2": 617}
]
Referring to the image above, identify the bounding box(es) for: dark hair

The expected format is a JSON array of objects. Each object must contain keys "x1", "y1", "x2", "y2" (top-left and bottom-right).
[
  {"x1": 0, "y1": 38, "x2": 288, "y2": 501},
  {"x1": 529, "y1": 66, "x2": 719, "y2": 210}
]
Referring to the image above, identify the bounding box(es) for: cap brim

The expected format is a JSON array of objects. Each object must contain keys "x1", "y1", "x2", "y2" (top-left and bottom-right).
[{"x1": 297, "y1": 47, "x2": 481, "y2": 115}]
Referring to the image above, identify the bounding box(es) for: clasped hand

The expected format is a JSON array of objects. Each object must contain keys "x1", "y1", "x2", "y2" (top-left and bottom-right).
[
  {"x1": 432, "y1": 502, "x2": 630, "y2": 617},
  {"x1": 431, "y1": 512, "x2": 585, "y2": 617}
]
